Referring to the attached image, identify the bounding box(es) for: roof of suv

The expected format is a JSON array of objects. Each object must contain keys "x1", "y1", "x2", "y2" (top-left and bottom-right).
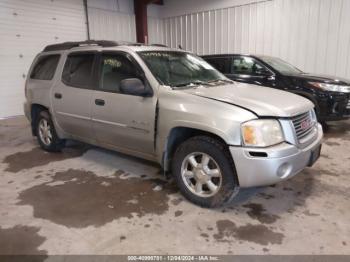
[
  {"x1": 201, "y1": 54, "x2": 261, "y2": 58},
  {"x1": 42, "y1": 40, "x2": 185, "y2": 53}
]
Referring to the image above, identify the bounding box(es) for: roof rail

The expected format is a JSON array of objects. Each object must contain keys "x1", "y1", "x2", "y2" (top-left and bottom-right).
[
  {"x1": 150, "y1": 44, "x2": 168, "y2": 47},
  {"x1": 43, "y1": 40, "x2": 169, "y2": 52},
  {"x1": 43, "y1": 40, "x2": 120, "y2": 52}
]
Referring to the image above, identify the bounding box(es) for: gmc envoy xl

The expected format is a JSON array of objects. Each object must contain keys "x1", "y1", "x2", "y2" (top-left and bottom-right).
[{"x1": 24, "y1": 40, "x2": 323, "y2": 207}]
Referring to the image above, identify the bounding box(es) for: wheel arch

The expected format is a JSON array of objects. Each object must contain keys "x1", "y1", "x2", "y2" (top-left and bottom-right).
[
  {"x1": 31, "y1": 103, "x2": 49, "y2": 136},
  {"x1": 161, "y1": 126, "x2": 231, "y2": 173}
]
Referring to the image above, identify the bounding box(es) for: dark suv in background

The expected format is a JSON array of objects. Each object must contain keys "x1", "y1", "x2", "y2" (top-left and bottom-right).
[{"x1": 202, "y1": 54, "x2": 350, "y2": 123}]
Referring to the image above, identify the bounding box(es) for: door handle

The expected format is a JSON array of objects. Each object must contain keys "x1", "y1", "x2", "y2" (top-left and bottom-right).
[
  {"x1": 54, "y1": 93, "x2": 62, "y2": 99},
  {"x1": 95, "y1": 99, "x2": 105, "y2": 106}
]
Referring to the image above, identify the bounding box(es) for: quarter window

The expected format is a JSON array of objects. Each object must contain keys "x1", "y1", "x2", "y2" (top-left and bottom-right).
[
  {"x1": 30, "y1": 55, "x2": 60, "y2": 80},
  {"x1": 62, "y1": 53, "x2": 95, "y2": 88},
  {"x1": 99, "y1": 54, "x2": 140, "y2": 93},
  {"x1": 232, "y1": 57, "x2": 270, "y2": 76}
]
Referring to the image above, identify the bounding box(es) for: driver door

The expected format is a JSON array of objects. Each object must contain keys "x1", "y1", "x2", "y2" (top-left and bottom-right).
[
  {"x1": 227, "y1": 56, "x2": 276, "y2": 87},
  {"x1": 91, "y1": 52, "x2": 157, "y2": 157}
]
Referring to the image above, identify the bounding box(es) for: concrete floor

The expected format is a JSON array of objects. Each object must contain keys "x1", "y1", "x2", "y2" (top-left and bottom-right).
[{"x1": 0, "y1": 116, "x2": 349, "y2": 255}]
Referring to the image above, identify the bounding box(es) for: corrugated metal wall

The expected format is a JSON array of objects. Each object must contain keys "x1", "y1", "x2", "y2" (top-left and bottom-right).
[
  {"x1": 2, "y1": 0, "x2": 350, "y2": 117},
  {"x1": 151, "y1": 0, "x2": 350, "y2": 79},
  {"x1": 148, "y1": 17, "x2": 165, "y2": 44},
  {"x1": 87, "y1": 0, "x2": 136, "y2": 42},
  {"x1": 0, "y1": 0, "x2": 87, "y2": 118}
]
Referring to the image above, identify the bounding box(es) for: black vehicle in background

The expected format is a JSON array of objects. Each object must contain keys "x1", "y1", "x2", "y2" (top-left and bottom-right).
[{"x1": 202, "y1": 54, "x2": 350, "y2": 123}]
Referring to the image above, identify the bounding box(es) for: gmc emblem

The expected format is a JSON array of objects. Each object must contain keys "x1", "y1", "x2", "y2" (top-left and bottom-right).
[{"x1": 300, "y1": 119, "x2": 312, "y2": 130}]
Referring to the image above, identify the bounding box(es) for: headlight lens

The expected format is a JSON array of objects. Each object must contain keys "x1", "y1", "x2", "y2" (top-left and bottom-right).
[
  {"x1": 309, "y1": 82, "x2": 350, "y2": 93},
  {"x1": 241, "y1": 119, "x2": 284, "y2": 147}
]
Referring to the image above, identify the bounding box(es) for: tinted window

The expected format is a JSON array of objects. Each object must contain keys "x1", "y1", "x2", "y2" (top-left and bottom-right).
[
  {"x1": 62, "y1": 54, "x2": 95, "y2": 88},
  {"x1": 232, "y1": 57, "x2": 270, "y2": 76},
  {"x1": 30, "y1": 55, "x2": 60, "y2": 80},
  {"x1": 99, "y1": 54, "x2": 140, "y2": 93},
  {"x1": 204, "y1": 57, "x2": 231, "y2": 74}
]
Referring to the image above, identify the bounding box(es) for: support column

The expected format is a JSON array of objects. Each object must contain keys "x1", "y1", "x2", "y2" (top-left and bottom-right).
[
  {"x1": 134, "y1": 0, "x2": 163, "y2": 44},
  {"x1": 134, "y1": 0, "x2": 148, "y2": 43}
]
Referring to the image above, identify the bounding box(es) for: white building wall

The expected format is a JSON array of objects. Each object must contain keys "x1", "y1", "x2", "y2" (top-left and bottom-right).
[
  {"x1": 159, "y1": 0, "x2": 267, "y2": 18},
  {"x1": 87, "y1": 0, "x2": 162, "y2": 43},
  {"x1": 2, "y1": 0, "x2": 350, "y2": 117},
  {"x1": 148, "y1": 16, "x2": 165, "y2": 45},
  {"x1": 0, "y1": 0, "x2": 87, "y2": 118},
  {"x1": 87, "y1": 0, "x2": 136, "y2": 42},
  {"x1": 154, "y1": 0, "x2": 350, "y2": 80}
]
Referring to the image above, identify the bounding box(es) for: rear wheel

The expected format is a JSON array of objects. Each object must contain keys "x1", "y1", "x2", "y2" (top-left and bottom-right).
[
  {"x1": 36, "y1": 111, "x2": 65, "y2": 152},
  {"x1": 172, "y1": 136, "x2": 239, "y2": 207}
]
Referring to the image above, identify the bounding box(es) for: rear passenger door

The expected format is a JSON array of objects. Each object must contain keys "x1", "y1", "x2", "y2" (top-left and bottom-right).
[
  {"x1": 51, "y1": 52, "x2": 97, "y2": 141},
  {"x1": 91, "y1": 52, "x2": 157, "y2": 157}
]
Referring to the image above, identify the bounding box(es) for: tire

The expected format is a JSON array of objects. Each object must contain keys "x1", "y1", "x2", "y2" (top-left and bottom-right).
[
  {"x1": 320, "y1": 121, "x2": 329, "y2": 132},
  {"x1": 36, "y1": 110, "x2": 65, "y2": 152},
  {"x1": 172, "y1": 136, "x2": 239, "y2": 208}
]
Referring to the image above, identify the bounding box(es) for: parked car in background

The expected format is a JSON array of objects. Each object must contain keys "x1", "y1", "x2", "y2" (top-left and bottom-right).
[
  {"x1": 202, "y1": 54, "x2": 350, "y2": 124},
  {"x1": 24, "y1": 41, "x2": 323, "y2": 207}
]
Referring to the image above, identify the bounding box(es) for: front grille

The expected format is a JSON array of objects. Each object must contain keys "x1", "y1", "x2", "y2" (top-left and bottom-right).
[
  {"x1": 291, "y1": 111, "x2": 315, "y2": 142},
  {"x1": 347, "y1": 99, "x2": 350, "y2": 109}
]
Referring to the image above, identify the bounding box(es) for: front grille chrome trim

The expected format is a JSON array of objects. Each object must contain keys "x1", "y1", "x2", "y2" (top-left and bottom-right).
[{"x1": 291, "y1": 110, "x2": 317, "y2": 144}]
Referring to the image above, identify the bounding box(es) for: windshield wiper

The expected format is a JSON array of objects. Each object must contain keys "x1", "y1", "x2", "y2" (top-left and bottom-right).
[
  {"x1": 207, "y1": 79, "x2": 234, "y2": 84},
  {"x1": 174, "y1": 80, "x2": 208, "y2": 87}
]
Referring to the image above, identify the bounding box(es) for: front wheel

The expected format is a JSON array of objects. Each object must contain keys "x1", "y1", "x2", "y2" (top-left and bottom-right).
[
  {"x1": 36, "y1": 110, "x2": 65, "y2": 152},
  {"x1": 172, "y1": 136, "x2": 239, "y2": 207}
]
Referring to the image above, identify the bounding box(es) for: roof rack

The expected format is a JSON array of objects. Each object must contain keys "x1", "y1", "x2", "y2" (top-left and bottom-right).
[
  {"x1": 150, "y1": 44, "x2": 168, "y2": 47},
  {"x1": 43, "y1": 40, "x2": 120, "y2": 52},
  {"x1": 43, "y1": 40, "x2": 169, "y2": 52}
]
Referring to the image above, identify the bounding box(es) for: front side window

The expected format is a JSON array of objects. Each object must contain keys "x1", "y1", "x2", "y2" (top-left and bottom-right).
[
  {"x1": 30, "y1": 55, "x2": 60, "y2": 80},
  {"x1": 138, "y1": 51, "x2": 227, "y2": 88},
  {"x1": 99, "y1": 54, "x2": 140, "y2": 93},
  {"x1": 62, "y1": 53, "x2": 95, "y2": 88},
  {"x1": 232, "y1": 57, "x2": 270, "y2": 76}
]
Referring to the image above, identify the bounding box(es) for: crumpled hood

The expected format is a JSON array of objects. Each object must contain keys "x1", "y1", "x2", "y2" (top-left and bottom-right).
[{"x1": 182, "y1": 82, "x2": 314, "y2": 117}]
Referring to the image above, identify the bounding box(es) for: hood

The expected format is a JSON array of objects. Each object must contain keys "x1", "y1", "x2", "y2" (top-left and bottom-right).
[
  {"x1": 284, "y1": 73, "x2": 350, "y2": 85},
  {"x1": 182, "y1": 82, "x2": 314, "y2": 117}
]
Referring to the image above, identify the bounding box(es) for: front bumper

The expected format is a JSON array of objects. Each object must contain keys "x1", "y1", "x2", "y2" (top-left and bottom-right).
[
  {"x1": 229, "y1": 124, "x2": 323, "y2": 188},
  {"x1": 318, "y1": 93, "x2": 350, "y2": 121}
]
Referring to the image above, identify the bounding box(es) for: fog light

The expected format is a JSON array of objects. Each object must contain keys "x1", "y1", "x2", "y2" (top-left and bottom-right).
[{"x1": 277, "y1": 163, "x2": 292, "y2": 178}]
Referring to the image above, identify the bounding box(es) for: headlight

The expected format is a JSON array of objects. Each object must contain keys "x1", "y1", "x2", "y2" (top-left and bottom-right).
[
  {"x1": 241, "y1": 119, "x2": 284, "y2": 147},
  {"x1": 309, "y1": 82, "x2": 350, "y2": 93}
]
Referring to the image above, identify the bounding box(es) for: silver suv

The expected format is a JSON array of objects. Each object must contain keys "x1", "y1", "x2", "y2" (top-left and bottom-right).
[{"x1": 24, "y1": 40, "x2": 323, "y2": 207}]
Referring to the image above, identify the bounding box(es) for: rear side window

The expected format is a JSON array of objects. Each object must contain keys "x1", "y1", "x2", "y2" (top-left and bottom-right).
[
  {"x1": 204, "y1": 57, "x2": 231, "y2": 74},
  {"x1": 62, "y1": 53, "x2": 95, "y2": 88},
  {"x1": 30, "y1": 55, "x2": 60, "y2": 80}
]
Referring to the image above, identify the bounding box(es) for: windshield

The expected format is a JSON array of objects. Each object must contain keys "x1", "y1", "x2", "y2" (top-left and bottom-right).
[
  {"x1": 260, "y1": 56, "x2": 302, "y2": 75},
  {"x1": 138, "y1": 51, "x2": 229, "y2": 88}
]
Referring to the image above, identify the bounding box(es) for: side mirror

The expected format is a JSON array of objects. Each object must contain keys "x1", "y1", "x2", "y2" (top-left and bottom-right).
[
  {"x1": 255, "y1": 68, "x2": 271, "y2": 76},
  {"x1": 255, "y1": 69, "x2": 275, "y2": 81},
  {"x1": 120, "y1": 78, "x2": 152, "y2": 97},
  {"x1": 266, "y1": 75, "x2": 276, "y2": 81}
]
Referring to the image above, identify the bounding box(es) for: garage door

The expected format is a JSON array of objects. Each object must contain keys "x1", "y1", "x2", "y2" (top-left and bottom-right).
[{"x1": 0, "y1": 0, "x2": 87, "y2": 118}]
